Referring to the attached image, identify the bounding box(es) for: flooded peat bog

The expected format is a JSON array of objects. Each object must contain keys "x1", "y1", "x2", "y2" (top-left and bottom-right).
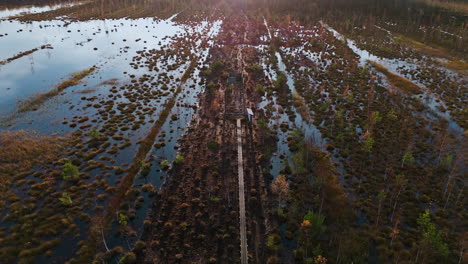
[{"x1": 0, "y1": 0, "x2": 466, "y2": 264}]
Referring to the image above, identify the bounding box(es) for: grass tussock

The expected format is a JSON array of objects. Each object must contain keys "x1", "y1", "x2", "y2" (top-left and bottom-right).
[
  {"x1": 17, "y1": 66, "x2": 96, "y2": 113},
  {"x1": 369, "y1": 60, "x2": 421, "y2": 94}
]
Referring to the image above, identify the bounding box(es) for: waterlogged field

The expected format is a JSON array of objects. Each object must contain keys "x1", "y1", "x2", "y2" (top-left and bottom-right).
[
  {"x1": 0, "y1": 3, "x2": 223, "y2": 262},
  {"x1": 0, "y1": 0, "x2": 466, "y2": 264}
]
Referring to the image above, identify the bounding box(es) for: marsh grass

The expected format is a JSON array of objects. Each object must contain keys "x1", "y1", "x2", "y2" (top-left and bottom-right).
[
  {"x1": 0, "y1": 45, "x2": 52, "y2": 66},
  {"x1": 395, "y1": 35, "x2": 467, "y2": 71},
  {"x1": 17, "y1": 66, "x2": 96, "y2": 113},
  {"x1": 369, "y1": 61, "x2": 421, "y2": 94},
  {"x1": 0, "y1": 130, "x2": 65, "y2": 174},
  {"x1": 57, "y1": 67, "x2": 96, "y2": 90},
  {"x1": 396, "y1": 34, "x2": 446, "y2": 56},
  {"x1": 293, "y1": 92, "x2": 311, "y2": 123}
]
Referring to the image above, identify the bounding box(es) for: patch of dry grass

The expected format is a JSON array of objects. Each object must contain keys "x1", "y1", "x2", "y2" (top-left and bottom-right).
[
  {"x1": 0, "y1": 130, "x2": 67, "y2": 196},
  {"x1": 445, "y1": 60, "x2": 468, "y2": 71},
  {"x1": 17, "y1": 66, "x2": 96, "y2": 113},
  {"x1": 0, "y1": 130, "x2": 66, "y2": 172},
  {"x1": 396, "y1": 34, "x2": 447, "y2": 57},
  {"x1": 369, "y1": 60, "x2": 421, "y2": 94}
]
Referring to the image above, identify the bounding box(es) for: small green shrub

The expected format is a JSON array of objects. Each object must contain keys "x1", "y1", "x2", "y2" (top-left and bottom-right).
[
  {"x1": 160, "y1": 160, "x2": 169, "y2": 169},
  {"x1": 247, "y1": 64, "x2": 263, "y2": 74},
  {"x1": 266, "y1": 234, "x2": 282, "y2": 251},
  {"x1": 210, "y1": 61, "x2": 225, "y2": 73},
  {"x1": 362, "y1": 136, "x2": 374, "y2": 153},
  {"x1": 118, "y1": 213, "x2": 128, "y2": 226},
  {"x1": 87, "y1": 128, "x2": 100, "y2": 139},
  {"x1": 140, "y1": 160, "x2": 150, "y2": 169},
  {"x1": 58, "y1": 192, "x2": 72, "y2": 205},
  {"x1": 401, "y1": 152, "x2": 415, "y2": 166},
  {"x1": 62, "y1": 161, "x2": 79, "y2": 181},
  {"x1": 174, "y1": 154, "x2": 185, "y2": 165},
  {"x1": 207, "y1": 82, "x2": 216, "y2": 95},
  {"x1": 210, "y1": 196, "x2": 221, "y2": 203},
  {"x1": 207, "y1": 141, "x2": 219, "y2": 151},
  {"x1": 256, "y1": 84, "x2": 264, "y2": 94}
]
